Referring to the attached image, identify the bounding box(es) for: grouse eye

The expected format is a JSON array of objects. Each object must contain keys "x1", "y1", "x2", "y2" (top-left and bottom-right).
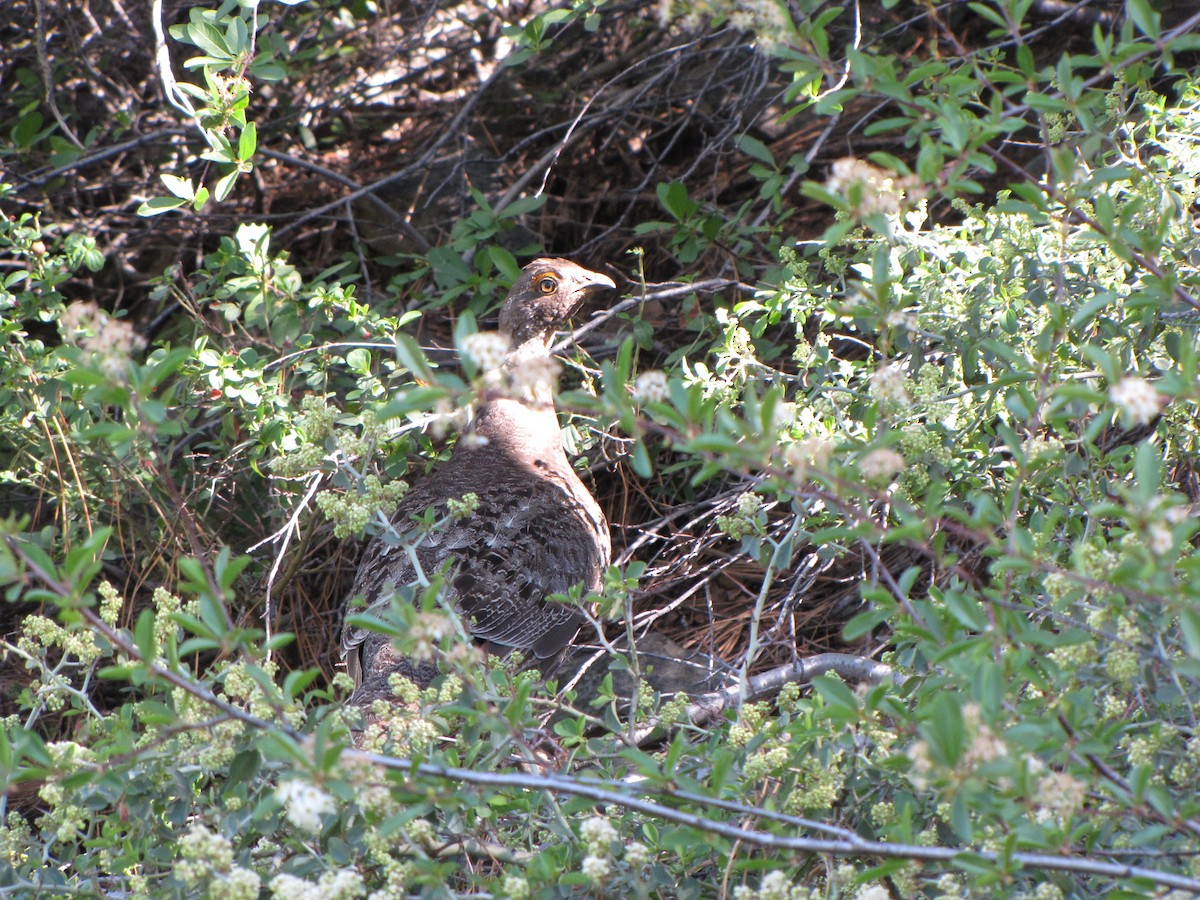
[{"x1": 536, "y1": 276, "x2": 558, "y2": 294}]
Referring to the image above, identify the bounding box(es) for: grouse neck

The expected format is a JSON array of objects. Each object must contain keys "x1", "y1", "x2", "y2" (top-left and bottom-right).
[{"x1": 465, "y1": 396, "x2": 568, "y2": 469}]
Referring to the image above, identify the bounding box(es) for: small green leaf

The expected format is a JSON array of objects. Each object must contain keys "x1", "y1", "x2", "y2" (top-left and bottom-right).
[
  {"x1": 1126, "y1": 0, "x2": 1160, "y2": 39},
  {"x1": 1132, "y1": 441, "x2": 1160, "y2": 501},
  {"x1": 1180, "y1": 609, "x2": 1200, "y2": 658},
  {"x1": 657, "y1": 182, "x2": 695, "y2": 221},
  {"x1": 346, "y1": 348, "x2": 372, "y2": 374},
  {"x1": 630, "y1": 439, "x2": 652, "y2": 478},
  {"x1": 185, "y1": 21, "x2": 231, "y2": 58},
  {"x1": 736, "y1": 135, "x2": 775, "y2": 166},
  {"x1": 138, "y1": 197, "x2": 188, "y2": 217},
  {"x1": 214, "y1": 170, "x2": 239, "y2": 202},
  {"x1": 812, "y1": 674, "x2": 859, "y2": 713},
  {"x1": 238, "y1": 121, "x2": 257, "y2": 161},
  {"x1": 160, "y1": 173, "x2": 195, "y2": 200},
  {"x1": 134, "y1": 609, "x2": 157, "y2": 661}
]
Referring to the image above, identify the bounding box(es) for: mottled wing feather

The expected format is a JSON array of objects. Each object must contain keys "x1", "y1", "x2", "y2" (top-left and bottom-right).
[{"x1": 341, "y1": 464, "x2": 606, "y2": 682}]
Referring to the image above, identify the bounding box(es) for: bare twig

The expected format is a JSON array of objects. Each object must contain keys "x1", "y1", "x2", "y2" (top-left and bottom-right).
[{"x1": 634, "y1": 652, "x2": 898, "y2": 746}]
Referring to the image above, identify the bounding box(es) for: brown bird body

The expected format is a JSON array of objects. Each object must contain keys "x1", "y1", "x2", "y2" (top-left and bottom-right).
[{"x1": 342, "y1": 259, "x2": 615, "y2": 708}]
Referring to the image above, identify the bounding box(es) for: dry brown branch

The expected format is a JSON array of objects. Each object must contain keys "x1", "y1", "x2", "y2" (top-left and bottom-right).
[{"x1": 628, "y1": 652, "x2": 897, "y2": 746}]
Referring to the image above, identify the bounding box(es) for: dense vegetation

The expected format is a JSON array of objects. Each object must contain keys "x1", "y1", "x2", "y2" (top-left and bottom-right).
[{"x1": 2, "y1": 0, "x2": 1200, "y2": 896}]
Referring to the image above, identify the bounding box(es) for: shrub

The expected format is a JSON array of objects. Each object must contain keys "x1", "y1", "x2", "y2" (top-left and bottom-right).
[{"x1": 2, "y1": 1, "x2": 1199, "y2": 897}]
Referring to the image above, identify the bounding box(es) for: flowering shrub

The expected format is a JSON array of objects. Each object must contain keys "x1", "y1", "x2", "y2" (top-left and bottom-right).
[{"x1": 2, "y1": 1, "x2": 1200, "y2": 898}]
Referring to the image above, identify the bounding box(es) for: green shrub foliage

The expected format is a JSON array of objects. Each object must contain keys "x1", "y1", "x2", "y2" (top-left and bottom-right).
[{"x1": 1, "y1": 0, "x2": 1199, "y2": 897}]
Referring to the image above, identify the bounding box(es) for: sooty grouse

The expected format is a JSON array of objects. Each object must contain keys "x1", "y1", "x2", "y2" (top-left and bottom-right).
[{"x1": 342, "y1": 258, "x2": 616, "y2": 709}]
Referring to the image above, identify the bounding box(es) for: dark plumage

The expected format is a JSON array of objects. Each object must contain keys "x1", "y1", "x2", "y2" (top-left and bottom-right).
[{"x1": 342, "y1": 258, "x2": 616, "y2": 708}]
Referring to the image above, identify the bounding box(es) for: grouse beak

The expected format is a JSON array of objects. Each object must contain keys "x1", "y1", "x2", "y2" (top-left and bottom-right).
[{"x1": 576, "y1": 271, "x2": 617, "y2": 295}]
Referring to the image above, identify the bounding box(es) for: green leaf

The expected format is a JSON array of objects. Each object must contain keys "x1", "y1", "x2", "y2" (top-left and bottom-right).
[
  {"x1": 284, "y1": 668, "x2": 319, "y2": 698},
  {"x1": 138, "y1": 197, "x2": 188, "y2": 217},
  {"x1": 684, "y1": 433, "x2": 741, "y2": 454},
  {"x1": 142, "y1": 346, "x2": 196, "y2": 392},
  {"x1": 657, "y1": 182, "x2": 696, "y2": 221},
  {"x1": 160, "y1": 173, "x2": 195, "y2": 200},
  {"x1": 346, "y1": 348, "x2": 372, "y2": 374},
  {"x1": 12, "y1": 111, "x2": 46, "y2": 148},
  {"x1": 185, "y1": 21, "x2": 231, "y2": 58},
  {"x1": 134, "y1": 609, "x2": 157, "y2": 661},
  {"x1": 736, "y1": 135, "x2": 775, "y2": 166},
  {"x1": 214, "y1": 169, "x2": 239, "y2": 202},
  {"x1": 1132, "y1": 441, "x2": 1160, "y2": 501},
  {"x1": 1180, "y1": 610, "x2": 1200, "y2": 658},
  {"x1": 191, "y1": 186, "x2": 210, "y2": 211},
  {"x1": 630, "y1": 439, "x2": 652, "y2": 478},
  {"x1": 1126, "y1": 0, "x2": 1160, "y2": 39},
  {"x1": 375, "y1": 385, "x2": 449, "y2": 421},
  {"x1": 811, "y1": 674, "x2": 859, "y2": 714},
  {"x1": 228, "y1": 749, "x2": 261, "y2": 784},
  {"x1": 392, "y1": 333, "x2": 436, "y2": 382},
  {"x1": 238, "y1": 121, "x2": 257, "y2": 161},
  {"x1": 264, "y1": 633, "x2": 295, "y2": 652},
  {"x1": 843, "y1": 604, "x2": 891, "y2": 641},
  {"x1": 942, "y1": 589, "x2": 986, "y2": 631}
]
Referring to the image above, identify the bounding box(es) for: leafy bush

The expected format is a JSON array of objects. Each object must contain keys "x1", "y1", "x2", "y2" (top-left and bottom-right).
[{"x1": 2, "y1": 1, "x2": 1200, "y2": 897}]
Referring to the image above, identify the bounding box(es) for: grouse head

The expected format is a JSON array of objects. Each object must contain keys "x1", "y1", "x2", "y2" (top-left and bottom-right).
[{"x1": 498, "y1": 258, "x2": 616, "y2": 347}]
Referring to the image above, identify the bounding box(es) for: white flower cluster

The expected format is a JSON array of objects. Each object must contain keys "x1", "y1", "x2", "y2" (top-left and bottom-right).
[
  {"x1": 461, "y1": 331, "x2": 511, "y2": 372},
  {"x1": 581, "y1": 854, "x2": 611, "y2": 882},
  {"x1": 960, "y1": 703, "x2": 1007, "y2": 768},
  {"x1": 783, "y1": 436, "x2": 834, "y2": 477},
  {"x1": 17, "y1": 614, "x2": 104, "y2": 669},
  {"x1": 1146, "y1": 521, "x2": 1174, "y2": 556},
  {"x1": 405, "y1": 817, "x2": 437, "y2": 848},
  {"x1": 885, "y1": 310, "x2": 919, "y2": 333},
  {"x1": 503, "y1": 347, "x2": 561, "y2": 402},
  {"x1": 633, "y1": 369, "x2": 670, "y2": 404},
  {"x1": 580, "y1": 814, "x2": 618, "y2": 853},
  {"x1": 1033, "y1": 770, "x2": 1087, "y2": 826},
  {"x1": 826, "y1": 157, "x2": 921, "y2": 218},
  {"x1": 316, "y1": 474, "x2": 409, "y2": 540},
  {"x1": 771, "y1": 400, "x2": 797, "y2": 434},
  {"x1": 408, "y1": 611, "x2": 452, "y2": 661},
  {"x1": 623, "y1": 840, "x2": 650, "y2": 868},
  {"x1": 97, "y1": 581, "x2": 123, "y2": 627},
  {"x1": 656, "y1": 0, "x2": 794, "y2": 51},
  {"x1": 429, "y1": 396, "x2": 472, "y2": 441},
  {"x1": 907, "y1": 703, "x2": 1007, "y2": 791},
  {"x1": 498, "y1": 874, "x2": 531, "y2": 899},
  {"x1": 869, "y1": 362, "x2": 910, "y2": 407},
  {"x1": 732, "y1": 869, "x2": 810, "y2": 900},
  {"x1": 718, "y1": 491, "x2": 765, "y2": 540},
  {"x1": 445, "y1": 491, "x2": 480, "y2": 520},
  {"x1": 270, "y1": 868, "x2": 365, "y2": 900},
  {"x1": 220, "y1": 866, "x2": 262, "y2": 900},
  {"x1": 578, "y1": 814, "x2": 642, "y2": 885},
  {"x1": 859, "y1": 447, "x2": 905, "y2": 483},
  {"x1": 176, "y1": 823, "x2": 234, "y2": 885},
  {"x1": 1109, "y1": 375, "x2": 1162, "y2": 426},
  {"x1": 276, "y1": 780, "x2": 336, "y2": 833},
  {"x1": 1141, "y1": 494, "x2": 1189, "y2": 557},
  {"x1": 59, "y1": 300, "x2": 146, "y2": 380}
]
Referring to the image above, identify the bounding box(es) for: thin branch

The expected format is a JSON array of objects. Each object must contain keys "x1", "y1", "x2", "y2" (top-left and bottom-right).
[
  {"x1": 350, "y1": 752, "x2": 1200, "y2": 892},
  {"x1": 553, "y1": 278, "x2": 739, "y2": 353},
  {"x1": 634, "y1": 652, "x2": 898, "y2": 746},
  {"x1": 151, "y1": 0, "x2": 198, "y2": 121},
  {"x1": 32, "y1": 0, "x2": 85, "y2": 150},
  {"x1": 249, "y1": 471, "x2": 323, "y2": 657}
]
